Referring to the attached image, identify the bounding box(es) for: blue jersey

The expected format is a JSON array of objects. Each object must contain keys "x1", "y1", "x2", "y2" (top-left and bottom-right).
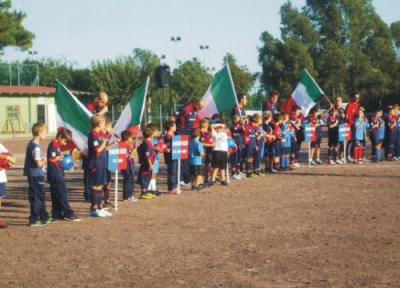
[
  {"x1": 281, "y1": 123, "x2": 292, "y2": 148},
  {"x1": 189, "y1": 139, "x2": 204, "y2": 166},
  {"x1": 354, "y1": 117, "x2": 368, "y2": 141},
  {"x1": 88, "y1": 129, "x2": 108, "y2": 170},
  {"x1": 23, "y1": 140, "x2": 45, "y2": 177}
]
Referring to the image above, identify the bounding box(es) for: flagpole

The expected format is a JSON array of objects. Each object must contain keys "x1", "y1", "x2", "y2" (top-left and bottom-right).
[
  {"x1": 177, "y1": 158, "x2": 181, "y2": 194},
  {"x1": 134, "y1": 76, "x2": 150, "y2": 149},
  {"x1": 226, "y1": 64, "x2": 241, "y2": 115}
]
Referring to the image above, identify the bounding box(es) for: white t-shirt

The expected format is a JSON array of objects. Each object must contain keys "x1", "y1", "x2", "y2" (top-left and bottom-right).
[
  {"x1": 0, "y1": 143, "x2": 8, "y2": 183},
  {"x1": 212, "y1": 130, "x2": 228, "y2": 152}
]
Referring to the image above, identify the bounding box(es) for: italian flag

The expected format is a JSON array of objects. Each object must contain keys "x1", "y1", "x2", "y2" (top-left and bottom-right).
[
  {"x1": 281, "y1": 69, "x2": 325, "y2": 116},
  {"x1": 114, "y1": 77, "x2": 149, "y2": 136},
  {"x1": 198, "y1": 64, "x2": 239, "y2": 119},
  {"x1": 55, "y1": 80, "x2": 93, "y2": 155}
]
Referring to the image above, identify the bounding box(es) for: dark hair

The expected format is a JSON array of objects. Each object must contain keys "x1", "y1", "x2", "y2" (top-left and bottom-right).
[
  {"x1": 164, "y1": 120, "x2": 176, "y2": 131},
  {"x1": 146, "y1": 123, "x2": 159, "y2": 132},
  {"x1": 273, "y1": 114, "x2": 282, "y2": 123},
  {"x1": 121, "y1": 130, "x2": 132, "y2": 141},
  {"x1": 351, "y1": 91, "x2": 360, "y2": 99},
  {"x1": 292, "y1": 106, "x2": 301, "y2": 112},
  {"x1": 237, "y1": 93, "x2": 246, "y2": 103},
  {"x1": 142, "y1": 128, "x2": 153, "y2": 139},
  {"x1": 192, "y1": 128, "x2": 200, "y2": 138},
  {"x1": 309, "y1": 107, "x2": 318, "y2": 114},
  {"x1": 56, "y1": 127, "x2": 72, "y2": 141},
  {"x1": 32, "y1": 122, "x2": 47, "y2": 136},
  {"x1": 271, "y1": 90, "x2": 280, "y2": 97}
]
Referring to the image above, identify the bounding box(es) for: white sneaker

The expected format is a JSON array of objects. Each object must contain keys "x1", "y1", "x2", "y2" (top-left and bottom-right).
[
  {"x1": 329, "y1": 160, "x2": 336, "y2": 165},
  {"x1": 316, "y1": 159, "x2": 323, "y2": 164},
  {"x1": 90, "y1": 209, "x2": 107, "y2": 218},
  {"x1": 232, "y1": 174, "x2": 241, "y2": 180},
  {"x1": 336, "y1": 159, "x2": 344, "y2": 164},
  {"x1": 99, "y1": 209, "x2": 112, "y2": 217},
  {"x1": 310, "y1": 160, "x2": 317, "y2": 165}
]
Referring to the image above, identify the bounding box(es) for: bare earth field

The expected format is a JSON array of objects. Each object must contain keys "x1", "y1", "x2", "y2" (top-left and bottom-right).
[{"x1": 1, "y1": 138, "x2": 400, "y2": 288}]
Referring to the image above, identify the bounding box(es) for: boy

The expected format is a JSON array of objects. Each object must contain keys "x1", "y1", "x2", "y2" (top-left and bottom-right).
[
  {"x1": 0, "y1": 142, "x2": 16, "y2": 228},
  {"x1": 272, "y1": 114, "x2": 283, "y2": 171},
  {"x1": 210, "y1": 122, "x2": 229, "y2": 186},
  {"x1": 327, "y1": 109, "x2": 340, "y2": 164},
  {"x1": 137, "y1": 128, "x2": 156, "y2": 199},
  {"x1": 23, "y1": 122, "x2": 51, "y2": 226},
  {"x1": 190, "y1": 128, "x2": 205, "y2": 190},
  {"x1": 230, "y1": 115, "x2": 245, "y2": 179},
  {"x1": 119, "y1": 130, "x2": 138, "y2": 202},
  {"x1": 47, "y1": 128, "x2": 81, "y2": 221},
  {"x1": 146, "y1": 123, "x2": 161, "y2": 196},
  {"x1": 280, "y1": 113, "x2": 292, "y2": 171},
  {"x1": 163, "y1": 120, "x2": 179, "y2": 194},
  {"x1": 307, "y1": 109, "x2": 323, "y2": 165},
  {"x1": 262, "y1": 111, "x2": 276, "y2": 173},
  {"x1": 88, "y1": 115, "x2": 114, "y2": 217},
  {"x1": 369, "y1": 108, "x2": 385, "y2": 162},
  {"x1": 353, "y1": 107, "x2": 369, "y2": 164},
  {"x1": 102, "y1": 117, "x2": 116, "y2": 208},
  {"x1": 199, "y1": 119, "x2": 214, "y2": 184},
  {"x1": 244, "y1": 115, "x2": 261, "y2": 177},
  {"x1": 290, "y1": 106, "x2": 304, "y2": 167}
]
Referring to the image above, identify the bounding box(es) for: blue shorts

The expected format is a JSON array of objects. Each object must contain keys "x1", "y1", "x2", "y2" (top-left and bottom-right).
[
  {"x1": 264, "y1": 143, "x2": 275, "y2": 157},
  {"x1": 0, "y1": 182, "x2": 6, "y2": 198},
  {"x1": 91, "y1": 167, "x2": 108, "y2": 186}
]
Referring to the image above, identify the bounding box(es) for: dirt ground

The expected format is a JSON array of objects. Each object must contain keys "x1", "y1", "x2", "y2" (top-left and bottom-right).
[{"x1": 1, "y1": 138, "x2": 400, "y2": 288}]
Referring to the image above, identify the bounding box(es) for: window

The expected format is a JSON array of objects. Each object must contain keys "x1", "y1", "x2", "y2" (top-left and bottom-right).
[
  {"x1": 37, "y1": 104, "x2": 46, "y2": 123},
  {"x1": 6, "y1": 105, "x2": 20, "y2": 120}
]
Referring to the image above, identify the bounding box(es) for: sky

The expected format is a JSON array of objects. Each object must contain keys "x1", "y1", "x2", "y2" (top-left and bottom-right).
[{"x1": 2, "y1": 0, "x2": 400, "y2": 73}]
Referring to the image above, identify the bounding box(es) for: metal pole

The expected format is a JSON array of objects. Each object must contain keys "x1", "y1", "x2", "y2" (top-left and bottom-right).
[
  {"x1": 8, "y1": 63, "x2": 12, "y2": 86},
  {"x1": 177, "y1": 158, "x2": 181, "y2": 194},
  {"x1": 17, "y1": 63, "x2": 20, "y2": 86},
  {"x1": 159, "y1": 104, "x2": 163, "y2": 131},
  {"x1": 114, "y1": 169, "x2": 118, "y2": 211}
]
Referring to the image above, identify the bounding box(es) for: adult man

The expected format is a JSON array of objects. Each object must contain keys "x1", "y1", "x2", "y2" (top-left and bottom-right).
[
  {"x1": 175, "y1": 99, "x2": 205, "y2": 184},
  {"x1": 345, "y1": 92, "x2": 361, "y2": 161},
  {"x1": 262, "y1": 91, "x2": 280, "y2": 115},
  {"x1": 231, "y1": 93, "x2": 247, "y2": 118},
  {"x1": 87, "y1": 91, "x2": 109, "y2": 116}
]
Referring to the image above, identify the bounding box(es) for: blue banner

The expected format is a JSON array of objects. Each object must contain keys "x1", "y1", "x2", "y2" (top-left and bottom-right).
[{"x1": 338, "y1": 124, "x2": 346, "y2": 142}]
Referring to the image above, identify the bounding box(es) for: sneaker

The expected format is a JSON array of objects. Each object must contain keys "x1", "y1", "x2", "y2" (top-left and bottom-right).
[
  {"x1": 336, "y1": 159, "x2": 344, "y2": 164},
  {"x1": 329, "y1": 159, "x2": 336, "y2": 165},
  {"x1": 30, "y1": 220, "x2": 46, "y2": 227},
  {"x1": 150, "y1": 190, "x2": 162, "y2": 197},
  {"x1": 239, "y1": 172, "x2": 247, "y2": 178},
  {"x1": 0, "y1": 219, "x2": 7, "y2": 229},
  {"x1": 315, "y1": 159, "x2": 323, "y2": 164},
  {"x1": 180, "y1": 181, "x2": 190, "y2": 186},
  {"x1": 43, "y1": 217, "x2": 58, "y2": 225},
  {"x1": 169, "y1": 188, "x2": 182, "y2": 195},
  {"x1": 208, "y1": 180, "x2": 215, "y2": 186},
  {"x1": 64, "y1": 215, "x2": 82, "y2": 222},
  {"x1": 221, "y1": 181, "x2": 229, "y2": 186},
  {"x1": 100, "y1": 209, "x2": 112, "y2": 217},
  {"x1": 394, "y1": 157, "x2": 399, "y2": 161},
  {"x1": 124, "y1": 196, "x2": 138, "y2": 203},
  {"x1": 232, "y1": 174, "x2": 241, "y2": 180},
  {"x1": 103, "y1": 200, "x2": 115, "y2": 208},
  {"x1": 140, "y1": 193, "x2": 155, "y2": 200},
  {"x1": 310, "y1": 160, "x2": 317, "y2": 165},
  {"x1": 90, "y1": 210, "x2": 104, "y2": 218}
]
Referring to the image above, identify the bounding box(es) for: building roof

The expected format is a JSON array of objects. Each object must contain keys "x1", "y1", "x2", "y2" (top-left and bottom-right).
[
  {"x1": 0, "y1": 85, "x2": 55, "y2": 95},
  {"x1": 0, "y1": 85, "x2": 90, "y2": 96}
]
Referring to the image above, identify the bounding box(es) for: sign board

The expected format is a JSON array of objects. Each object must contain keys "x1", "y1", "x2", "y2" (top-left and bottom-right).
[{"x1": 172, "y1": 135, "x2": 189, "y2": 160}]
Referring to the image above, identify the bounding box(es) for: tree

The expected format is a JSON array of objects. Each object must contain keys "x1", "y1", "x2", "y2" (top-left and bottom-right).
[
  {"x1": 223, "y1": 53, "x2": 254, "y2": 96},
  {"x1": 258, "y1": 0, "x2": 400, "y2": 109},
  {"x1": 169, "y1": 59, "x2": 212, "y2": 103},
  {"x1": 0, "y1": 0, "x2": 34, "y2": 53}
]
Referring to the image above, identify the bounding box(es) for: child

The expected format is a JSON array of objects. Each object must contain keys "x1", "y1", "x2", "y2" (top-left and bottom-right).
[
  {"x1": 119, "y1": 130, "x2": 138, "y2": 202},
  {"x1": 244, "y1": 115, "x2": 261, "y2": 177},
  {"x1": 353, "y1": 107, "x2": 369, "y2": 164},
  {"x1": 23, "y1": 122, "x2": 52, "y2": 226},
  {"x1": 102, "y1": 117, "x2": 116, "y2": 208},
  {"x1": 307, "y1": 109, "x2": 323, "y2": 165},
  {"x1": 190, "y1": 128, "x2": 205, "y2": 190},
  {"x1": 0, "y1": 142, "x2": 16, "y2": 228},
  {"x1": 369, "y1": 108, "x2": 384, "y2": 162},
  {"x1": 199, "y1": 118, "x2": 214, "y2": 183},
  {"x1": 262, "y1": 111, "x2": 276, "y2": 173},
  {"x1": 327, "y1": 109, "x2": 340, "y2": 164},
  {"x1": 137, "y1": 128, "x2": 156, "y2": 199},
  {"x1": 290, "y1": 106, "x2": 304, "y2": 167},
  {"x1": 210, "y1": 122, "x2": 229, "y2": 186},
  {"x1": 272, "y1": 114, "x2": 283, "y2": 171},
  {"x1": 47, "y1": 128, "x2": 81, "y2": 222},
  {"x1": 146, "y1": 123, "x2": 161, "y2": 196},
  {"x1": 163, "y1": 120, "x2": 179, "y2": 194},
  {"x1": 280, "y1": 113, "x2": 292, "y2": 171},
  {"x1": 385, "y1": 106, "x2": 397, "y2": 161},
  {"x1": 88, "y1": 115, "x2": 114, "y2": 217},
  {"x1": 230, "y1": 115, "x2": 245, "y2": 179}
]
